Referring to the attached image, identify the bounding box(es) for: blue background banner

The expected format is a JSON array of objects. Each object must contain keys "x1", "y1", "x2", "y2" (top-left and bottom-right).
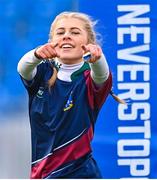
[{"x1": 79, "y1": 0, "x2": 157, "y2": 178}]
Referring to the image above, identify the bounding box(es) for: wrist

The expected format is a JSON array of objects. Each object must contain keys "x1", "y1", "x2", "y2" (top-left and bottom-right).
[{"x1": 34, "y1": 46, "x2": 43, "y2": 59}]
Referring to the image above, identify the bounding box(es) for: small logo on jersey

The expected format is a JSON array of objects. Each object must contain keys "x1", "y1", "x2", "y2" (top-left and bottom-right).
[
  {"x1": 63, "y1": 91, "x2": 74, "y2": 111},
  {"x1": 36, "y1": 87, "x2": 44, "y2": 98}
]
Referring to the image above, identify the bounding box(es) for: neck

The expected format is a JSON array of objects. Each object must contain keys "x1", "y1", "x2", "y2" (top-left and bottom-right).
[{"x1": 56, "y1": 59, "x2": 84, "y2": 82}]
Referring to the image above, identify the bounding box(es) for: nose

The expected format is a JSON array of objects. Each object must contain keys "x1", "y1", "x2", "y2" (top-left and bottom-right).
[{"x1": 63, "y1": 31, "x2": 71, "y2": 40}]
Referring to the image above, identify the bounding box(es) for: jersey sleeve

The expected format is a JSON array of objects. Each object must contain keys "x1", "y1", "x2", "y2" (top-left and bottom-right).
[
  {"x1": 20, "y1": 61, "x2": 50, "y2": 96},
  {"x1": 84, "y1": 70, "x2": 112, "y2": 110}
]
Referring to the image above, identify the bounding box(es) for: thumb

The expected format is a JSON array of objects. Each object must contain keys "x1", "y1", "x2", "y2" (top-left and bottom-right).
[
  {"x1": 50, "y1": 42, "x2": 60, "y2": 58},
  {"x1": 50, "y1": 42, "x2": 58, "y2": 48},
  {"x1": 81, "y1": 45, "x2": 89, "y2": 54}
]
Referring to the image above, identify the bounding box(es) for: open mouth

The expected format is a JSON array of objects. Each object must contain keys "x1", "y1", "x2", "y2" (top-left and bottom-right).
[{"x1": 61, "y1": 43, "x2": 74, "y2": 49}]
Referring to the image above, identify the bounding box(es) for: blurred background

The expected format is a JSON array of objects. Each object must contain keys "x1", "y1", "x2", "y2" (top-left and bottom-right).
[{"x1": 0, "y1": 0, "x2": 156, "y2": 178}]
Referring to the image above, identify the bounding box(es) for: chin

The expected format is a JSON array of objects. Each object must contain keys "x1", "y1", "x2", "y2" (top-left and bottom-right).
[
  {"x1": 60, "y1": 56, "x2": 82, "y2": 64},
  {"x1": 60, "y1": 56, "x2": 72, "y2": 60},
  {"x1": 60, "y1": 58, "x2": 74, "y2": 64},
  {"x1": 60, "y1": 54, "x2": 76, "y2": 60}
]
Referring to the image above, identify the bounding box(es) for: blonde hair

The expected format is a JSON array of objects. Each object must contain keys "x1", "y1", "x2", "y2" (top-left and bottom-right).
[{"x1": 48, "y1": 11, "x2": 98, "y2": 44}]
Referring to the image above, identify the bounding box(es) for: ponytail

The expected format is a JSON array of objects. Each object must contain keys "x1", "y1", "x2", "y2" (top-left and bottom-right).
[
  {"x1": 48, "y1": 67, "x2": 58, "y2": 90},
  {"x1": 110, "y1": 90, "x2": 126, "y2": 104},
  {"x1": 48, "y1": 60, "x2": 61, "y2": 91}
]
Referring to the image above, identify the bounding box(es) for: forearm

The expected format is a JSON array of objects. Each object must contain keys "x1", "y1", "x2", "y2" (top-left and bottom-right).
[
  {"x1": 17, "y1": 49, "x2": 42, "y2": 80},
  {"x1": 89, "y1": 53, "x2": 109, "y2": 84}
]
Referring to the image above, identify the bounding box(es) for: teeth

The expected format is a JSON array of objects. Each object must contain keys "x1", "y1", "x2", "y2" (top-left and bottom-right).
[{"x1": 62, "y1": 44, "x2": 73, "y2": 48}]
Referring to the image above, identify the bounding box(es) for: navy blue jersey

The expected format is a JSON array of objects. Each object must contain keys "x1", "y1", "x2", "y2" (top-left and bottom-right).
[{"x1": 20, "y1": 61, "x2": 112, "y2": 178}]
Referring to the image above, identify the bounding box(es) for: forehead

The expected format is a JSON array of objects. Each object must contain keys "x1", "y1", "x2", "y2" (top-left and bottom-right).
[{"x1": 54, "y1": 17, "x2": 85, "y2": 30}]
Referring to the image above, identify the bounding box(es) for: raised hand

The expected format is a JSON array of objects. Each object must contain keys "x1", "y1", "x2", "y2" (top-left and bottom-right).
[
  {"x1": 34, "y1": 43, "x2": 59, "y2": 59},
  {"x1": 82, "y1": 44, "x2": 102, "y2": 63}
]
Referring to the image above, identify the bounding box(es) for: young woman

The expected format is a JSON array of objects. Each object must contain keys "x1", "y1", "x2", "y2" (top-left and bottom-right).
[{"x1": 17, "y1": 11, "x2": 112, "y2": 179}]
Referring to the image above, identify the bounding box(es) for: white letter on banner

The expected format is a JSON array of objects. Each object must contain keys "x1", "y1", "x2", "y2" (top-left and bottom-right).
[
  {"x1": 118, "y1": 103, "x2": 150, "y2": 120},
  {"x1": 120, "y1": 178, "x2": 148, "y2": 179},
  {"x1": 117, "y1": 64, "x2": 149, "y2": 81},
  {"x1": 118, "y1": 159, "x2": 150, "y2": 176},
  {"x1": 118, "y1": 83, "x2": 149, "y2": 100},
  {"x1": 118, "y1": 27, "x2": 150, "y2": 44},
  {"x1": 118, "y1": 139, "x2": 150, "y2": 157},
  {"x1": 118, "y1": 121, "x2": 151, "y2": 139},
  {"x1": 117, "y1": 45, "x2": 150, "y2": 63},
  {"x1": 117, "y1": 5, "x2": 150, "y2": 24}
]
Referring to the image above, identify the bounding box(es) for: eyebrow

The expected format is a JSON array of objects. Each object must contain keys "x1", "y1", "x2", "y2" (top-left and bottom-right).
[{"x1": 56, "y1": 27, "x2": 82, "y2": 31}]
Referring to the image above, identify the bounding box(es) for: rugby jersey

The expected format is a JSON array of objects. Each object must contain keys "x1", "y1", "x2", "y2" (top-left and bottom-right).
[{"x1": 21, "y1": 61, "x2": 112, "y2": 178}]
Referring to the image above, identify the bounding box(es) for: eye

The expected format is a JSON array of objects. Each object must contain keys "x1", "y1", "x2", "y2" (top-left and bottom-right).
[
  {"x1": 71, "y1": 31, "x2": 80, "y2": 35},
  {"x1": 56, "y1": 31, "x2": 64, "y2": 35}
]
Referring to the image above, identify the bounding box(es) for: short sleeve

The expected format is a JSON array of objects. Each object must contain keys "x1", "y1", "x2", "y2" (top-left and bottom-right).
[{"x1": 84, "y1": 70, "x2": 112, "y2": 110}]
